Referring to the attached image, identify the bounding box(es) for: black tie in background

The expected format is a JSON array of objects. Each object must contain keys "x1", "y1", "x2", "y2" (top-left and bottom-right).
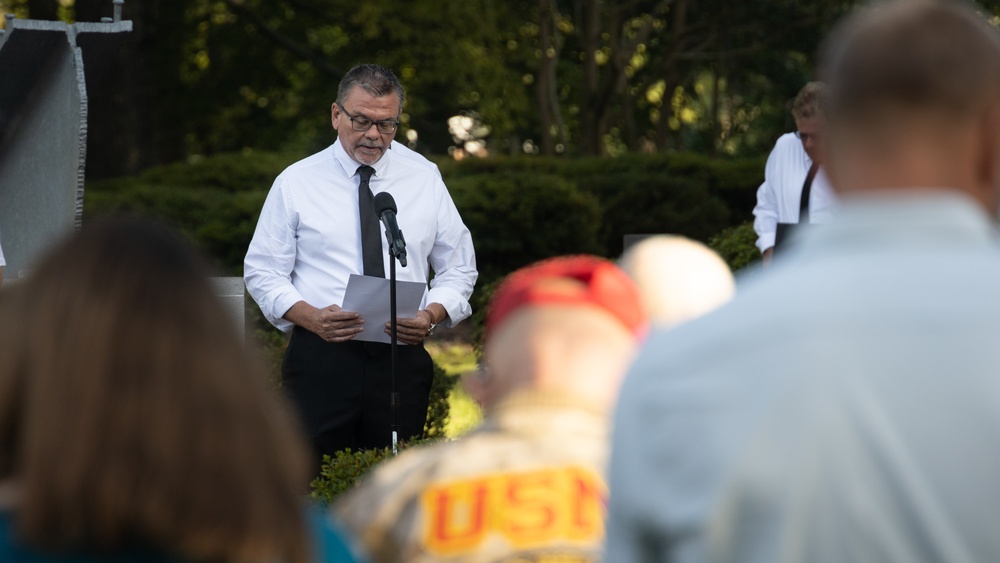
[
  {"x1": 358, "y1": 165, "x2": 385, "y2": 277},
  {"x1": 774, "y1": 161, "x2": 819, "y2": 251}
]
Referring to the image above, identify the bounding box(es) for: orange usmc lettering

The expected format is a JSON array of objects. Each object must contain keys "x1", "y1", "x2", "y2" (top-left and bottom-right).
[
  {"x1": 567, "y1": 468, "x2": 604, "y2": 541},
  {"x1": 425, "y1": 481, "x2": 488, "y2": 552},
  {"x1": 503, "y1": 471, "x2": 558, "y2": 546},
  {"x1": 421, "y1": 466, "x2": 608, "y2": 556}
]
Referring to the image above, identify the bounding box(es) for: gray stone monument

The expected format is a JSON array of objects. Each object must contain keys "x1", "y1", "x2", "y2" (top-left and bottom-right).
[
  {"x1": 0, "y1": 4, "x2": 130, "y2": 278},
  {"x1": 210, "y1": 277, "x2": 247, "y2": 342},
  {"x1": 1, "y1": 5, "x2": 246, "y2": 339}
]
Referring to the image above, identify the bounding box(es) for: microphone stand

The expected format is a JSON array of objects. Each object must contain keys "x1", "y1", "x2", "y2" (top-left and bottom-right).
[{"x1": 387, "y1": 229, "x2": 403, "y2": 456}]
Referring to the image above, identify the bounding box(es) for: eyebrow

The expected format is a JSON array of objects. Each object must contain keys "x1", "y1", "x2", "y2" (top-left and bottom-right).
[{"x1": 346, "y1": 109, "x2": 398, "y2": 123}]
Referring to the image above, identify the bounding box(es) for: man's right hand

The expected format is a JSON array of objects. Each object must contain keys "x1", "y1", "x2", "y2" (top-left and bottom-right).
[{"x1": 284, "y1": 301, "x2": 363, "y2": 342}]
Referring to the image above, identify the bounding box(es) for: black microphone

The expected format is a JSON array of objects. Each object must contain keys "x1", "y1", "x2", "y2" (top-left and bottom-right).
[{"x1": 373, "y1": 192, "x2": 407, "y2": 267}]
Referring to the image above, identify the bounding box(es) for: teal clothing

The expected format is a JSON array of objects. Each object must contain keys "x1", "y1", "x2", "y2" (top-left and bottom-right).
[{"x1": 0, "y1": 505, "x2": 362, "y2": 563}]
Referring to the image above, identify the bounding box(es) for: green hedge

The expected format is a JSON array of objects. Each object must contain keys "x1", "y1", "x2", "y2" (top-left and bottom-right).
[
  {"x1": 709, "y1": 221, "x2": 761, "y2": 273},
  {"x1": 84, "y1": 150, "x2": 764, "y2": 286},
  {"x1": 441, "y1": 152, "x2": 762, "y2": 259},
  {"x1": 447, "y1": 171, "x2": 603, "y2": 284},
  {"x1": 423, "y1": 363, "x2": 456, "y2": 440}
]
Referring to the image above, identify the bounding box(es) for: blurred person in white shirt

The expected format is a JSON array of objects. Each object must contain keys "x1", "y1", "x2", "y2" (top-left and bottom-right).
[{"x1": 753, "y1": 82, "x2": 838, "y2": 263}]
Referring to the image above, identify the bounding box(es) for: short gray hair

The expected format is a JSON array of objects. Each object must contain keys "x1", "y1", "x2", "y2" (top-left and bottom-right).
[{"x1": 336, "y1": 64, "x2": 405, "y2": 112}]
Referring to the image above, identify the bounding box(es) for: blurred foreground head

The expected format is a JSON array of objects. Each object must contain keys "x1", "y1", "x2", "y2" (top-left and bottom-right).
[
  {"x1": 821, "y1": 0, "x2": 1000, "y2": 213},
  {"x1": 619, "y1": 236, "x2": 734, "y2": 327},
  {"x1": 0, "y1": 218, "x2": 313, "y2": 562},
  {"x1": 468, "y1": 255, "x2": 647, "y2": 412}
]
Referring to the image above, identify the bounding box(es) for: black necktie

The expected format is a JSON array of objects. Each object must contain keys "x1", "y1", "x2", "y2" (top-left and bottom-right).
[
  {"x1": 799, "y1": 162, "x2": 819, "y2": 224},
  {"x1": 357, "y1": 165, "x2": 384, "y2": 277}
]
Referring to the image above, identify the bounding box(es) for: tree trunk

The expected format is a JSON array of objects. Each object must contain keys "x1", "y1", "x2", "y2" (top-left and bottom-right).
[
  {"x1": 536, "y1": 0, "x2": 554, "y2": 155},
  {"x1": 577, "y1": 0, "x2": 602, "y2": 155},
  {"x1": 654, "y1": 74, "x2": 679, "y2": 151},
  {"x1": 653, "y1": 0, "x2": 688, "y2": 151},
  {"x1": 710, "y1": 66, "x2": 721, "y2": 155}
]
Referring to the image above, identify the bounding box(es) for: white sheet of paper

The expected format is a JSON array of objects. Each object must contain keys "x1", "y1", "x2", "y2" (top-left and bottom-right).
[{"x1": 341, "y1": 274, "x2": 426, "y2": 344}]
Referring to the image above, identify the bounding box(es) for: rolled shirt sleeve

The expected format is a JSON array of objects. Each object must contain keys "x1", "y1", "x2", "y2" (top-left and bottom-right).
[
  {"x1": 244, "y1": 177, "x2": 305, "y2": 332},
  {"x1": 753, "y1": 178, "x2": 779, "y2": 253},
  {"x1": 752, "y1": 140, "x2": 783, "y2": 253},
  {"x1": 426, "y1": 176, "x2": 477, "y2": 326}
]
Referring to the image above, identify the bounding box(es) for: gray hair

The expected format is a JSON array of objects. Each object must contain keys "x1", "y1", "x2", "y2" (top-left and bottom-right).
[{"x1": 336, "y1": 64, "x2": 405, "y2": 112}]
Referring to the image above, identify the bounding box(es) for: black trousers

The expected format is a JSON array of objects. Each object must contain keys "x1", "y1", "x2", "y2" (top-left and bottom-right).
[{"x1": 282, "y1": 327, "x2": 434, "y2": 460}]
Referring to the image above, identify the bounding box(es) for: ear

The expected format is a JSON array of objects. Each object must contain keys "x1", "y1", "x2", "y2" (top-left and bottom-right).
[
  {"x1": 823, "y1": 130, "x2": 848, "y2": 195},
  {"x1": 331, "y1": 102, "x2": 340, "y2": 129},
  {"x1": 975, "y1": 103, "x2": 1000, "y2": 216}
]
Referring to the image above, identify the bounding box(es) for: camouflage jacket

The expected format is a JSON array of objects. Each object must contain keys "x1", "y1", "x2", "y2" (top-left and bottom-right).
[{"x1": 335, "y1": 389, "x2": 611, "y2": 562}]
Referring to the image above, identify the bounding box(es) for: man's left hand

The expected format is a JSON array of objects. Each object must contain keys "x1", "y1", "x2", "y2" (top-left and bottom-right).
[{"x1": 386, "y1": 309, "x2": 436, "y2": 345}]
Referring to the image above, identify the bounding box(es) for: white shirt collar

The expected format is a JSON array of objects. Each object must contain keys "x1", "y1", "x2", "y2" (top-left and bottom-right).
[{"x1": 332, "y1": 138, "x2": 393, "y2": 180}]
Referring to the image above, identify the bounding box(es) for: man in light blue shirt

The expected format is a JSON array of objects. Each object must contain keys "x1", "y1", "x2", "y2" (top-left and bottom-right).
[{"x1": 608, "y1": 1, "x2": 1000, "y2": 561}]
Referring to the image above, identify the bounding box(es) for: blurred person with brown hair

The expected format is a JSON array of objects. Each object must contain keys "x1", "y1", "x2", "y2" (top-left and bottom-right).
[
  {"x1": 608, "y1": 1, "x2": 1000, "y2": 561},
  {"x1": 335, "y1": 256, "x2": 647, "y2": 562},
  {"x1": 0, "y1": 218, "x2": 360, "y2": 562},
  {"x1": 753, "y1": 81, "x2": 838, "y2": 262}
]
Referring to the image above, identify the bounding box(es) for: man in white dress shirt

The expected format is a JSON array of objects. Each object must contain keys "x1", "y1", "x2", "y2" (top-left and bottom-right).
[
  {"x1": 245, "y1": 64, "x2": 477, "y2": 460},
  {"x1": 608, "y1": 1, "x2": 1000, "y2": 561},
  {"x1": 753, "y1": 82, "x2": 837, "y2": 262}
]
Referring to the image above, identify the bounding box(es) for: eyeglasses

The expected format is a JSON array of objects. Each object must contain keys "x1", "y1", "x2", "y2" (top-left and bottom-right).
[
  {"x1": 339, "y1": 106, "x2": 400, "y2": 135},
  {"x1": 795, "y1": 131, "x2": 822, "y2": 143}
]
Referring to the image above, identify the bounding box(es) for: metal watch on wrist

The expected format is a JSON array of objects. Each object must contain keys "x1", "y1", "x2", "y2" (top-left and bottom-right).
[{"x1": 421, "y1": 309, "x2": 438, "y2": 336}]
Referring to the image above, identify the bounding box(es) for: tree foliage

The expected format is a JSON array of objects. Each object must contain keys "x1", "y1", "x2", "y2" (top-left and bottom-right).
[{"x1": 14, "y1": 0, "x2": 1000, "y2": 173}]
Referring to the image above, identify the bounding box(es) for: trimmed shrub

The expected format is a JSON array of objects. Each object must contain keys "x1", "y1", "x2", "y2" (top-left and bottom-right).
[
  {"x1": 443, "y1": 152, "x2": 763, "y2": 262},
  {"x1": 130, "y1": 151, "x2": 300, "y2": 193},
  {"x1": 84, "y1": 184, "x2": 268, "y2": 276},
  {"x1": 310, "y1": 446, "x2": 395, "y2": 504},
  {"x1": 309, "y1": 437, "x2": 438, "y2": 504},
  {"x1": 423, "y1": 362, "x2": 458, "y2": 440},
  {"x1": 447, "y1": 171, "x2": 604, "y2": 285},
  {"x1": 587, "y1": 171, "x2": 731, "y2": 256},
  {"x1": 709, "y1": 221, "x2": 761, "y2": 273},
  {"x1": 85, "y1": 150, "x2": 764, "y2": 284}
]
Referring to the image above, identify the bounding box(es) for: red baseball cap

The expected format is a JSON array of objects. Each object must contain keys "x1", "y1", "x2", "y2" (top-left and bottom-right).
[{"x1": 485, "y1": 255, "x2": 648, "y2": 339}]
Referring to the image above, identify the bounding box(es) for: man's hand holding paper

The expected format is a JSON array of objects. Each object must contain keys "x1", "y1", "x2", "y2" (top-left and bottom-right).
[{"x1": 341, "y1": 274, "x2": 426, "y2": 344}]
